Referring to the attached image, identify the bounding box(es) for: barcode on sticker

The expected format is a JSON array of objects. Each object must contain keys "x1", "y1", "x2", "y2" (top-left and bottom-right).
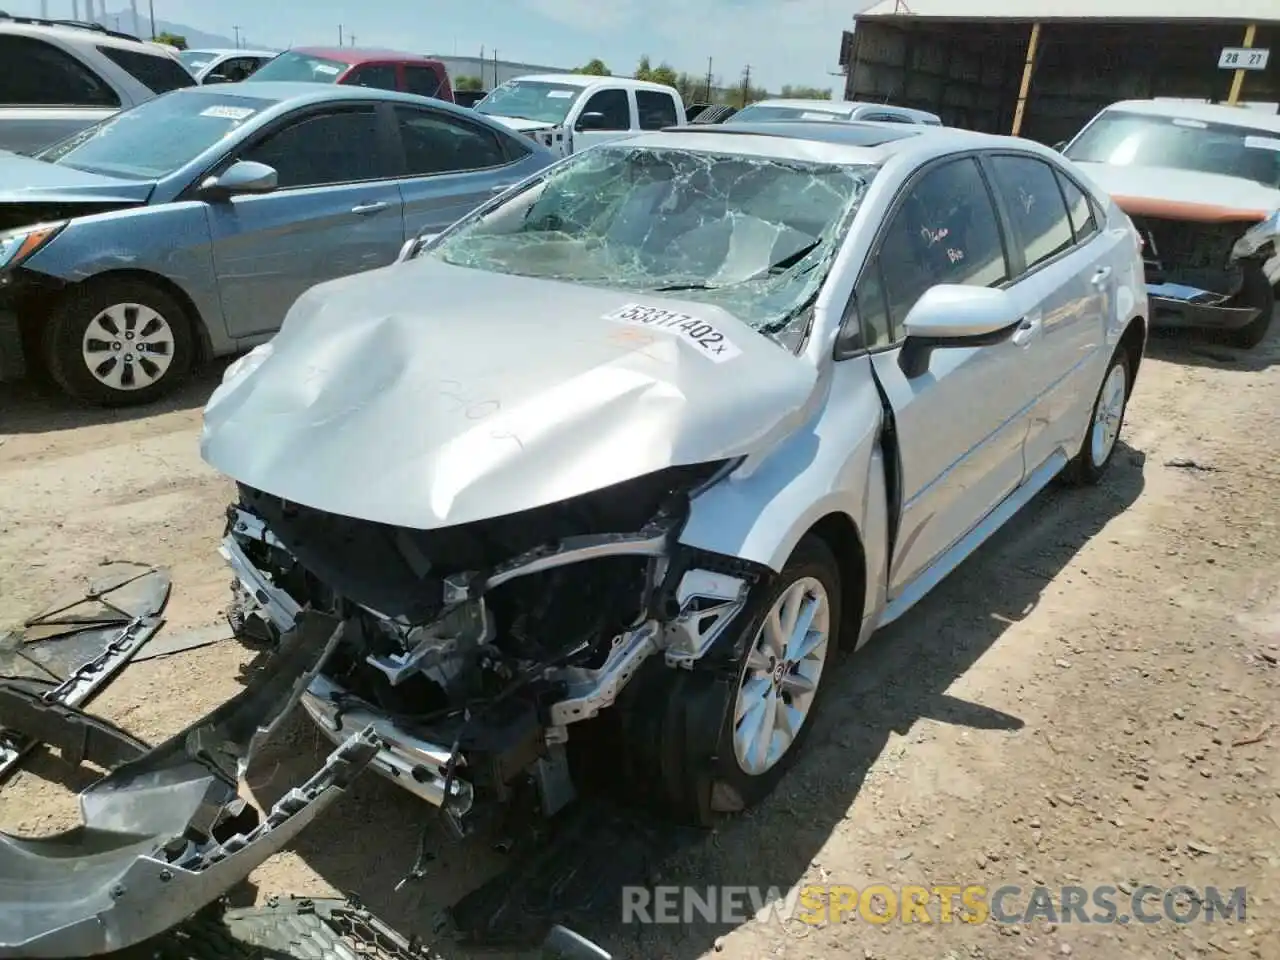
[{"x1": 603, "y1": 303, "x2": 741, "y2": 362}]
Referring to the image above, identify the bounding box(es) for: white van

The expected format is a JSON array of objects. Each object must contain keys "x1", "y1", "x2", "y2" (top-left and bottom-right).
[{"x1": 474, "y1": 74, "x2": 687, "y2": 157}]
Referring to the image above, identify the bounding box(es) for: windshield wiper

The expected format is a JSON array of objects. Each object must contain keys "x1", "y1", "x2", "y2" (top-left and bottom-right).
[{"x1": 650, "y1": 241, "x2": 823, "y2": 293}]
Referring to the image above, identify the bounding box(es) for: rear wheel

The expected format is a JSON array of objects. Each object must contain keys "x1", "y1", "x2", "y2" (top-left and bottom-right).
[
  {"x1": 612, "y1": 535, "x2": 842, "y2": 826},
  {"x1": 43, "y1": 277, "x2": 195, "y2": 406}
]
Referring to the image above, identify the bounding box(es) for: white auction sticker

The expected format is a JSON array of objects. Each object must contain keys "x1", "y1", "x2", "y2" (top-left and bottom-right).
[
  {"x1": 546, "y1": 89, "x2": 575, "y2": 98},
  {"x1": 200, "y1": 105, "x2": 256, "y2": 120},
  {"x1": 313, "y1": 64, "x2": 341, "y2": 75},
  {"x1": 1245, "y1": 135, "x2": 1280, "y2": 152},
  {"x1": 603, "y1": 303, "x2": 741, "y2": 362}
]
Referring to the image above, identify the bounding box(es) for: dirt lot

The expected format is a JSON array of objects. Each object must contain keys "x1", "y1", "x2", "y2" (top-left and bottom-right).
[{"x1": 1, "y1": 329, "x2": 1278, "y2": 960}]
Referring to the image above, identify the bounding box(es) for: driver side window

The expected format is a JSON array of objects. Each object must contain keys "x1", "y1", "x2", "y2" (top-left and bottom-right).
[
  {"x1": 576, "y1": 88, "x2": 630, "y2": 131},
  {"x1": 844, "y1": 156, "x2": 1008, "y2": 352}
]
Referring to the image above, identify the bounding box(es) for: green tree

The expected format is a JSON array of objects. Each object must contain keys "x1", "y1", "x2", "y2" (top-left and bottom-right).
[
  {"x1": 673, "y1": 71, "x2": 702, "y2": 103},
  {"x1": 455, "y1": 75, "x2": 484, "y2": 91},
  {"x1": 634, "y1": 55, "x2": 652, "y2": 81},
  {"x1": 573, "y1": 58, "x2": 611, "y2": 76},
  {"x1": 154, "y1": 31, "x2": 187, "y2": 50},
  {"x1": 779, "y1": 84, "x2": 832, "y2": 99},
  {"x1": 649, "y1": 63, "x2": 678, "y2": 88}
]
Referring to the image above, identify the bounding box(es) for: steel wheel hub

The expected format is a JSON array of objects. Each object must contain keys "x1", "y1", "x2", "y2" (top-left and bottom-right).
[
  {"x1": 82, "y1": 303, "x2": 175, "y2": 391},
  {"x1": 1090, "y1": 361, "x2": 1127, "y2": 467},
  {"x1": 732, "y1": 576, "x2": 830, "y2": 777}
]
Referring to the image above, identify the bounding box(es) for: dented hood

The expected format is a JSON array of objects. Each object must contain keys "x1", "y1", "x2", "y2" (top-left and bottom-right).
[
  {"x1": 200, "y1": 258, "x2": 817, "y2": 530},
  {"x1": 1075, "y1": 161, "x2": 1280, "y2": 220}
]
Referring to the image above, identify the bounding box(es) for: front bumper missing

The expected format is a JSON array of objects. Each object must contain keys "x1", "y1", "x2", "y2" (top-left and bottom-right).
[
  {"x1": 1147, "y1": 283, "x2": 1261, "y2": 331},
  {"x1": 0, "y1": 610, "x2": 379, "y2": 958}
]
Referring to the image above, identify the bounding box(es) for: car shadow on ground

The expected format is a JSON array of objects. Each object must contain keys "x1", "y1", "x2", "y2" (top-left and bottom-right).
[
  {"x1": 0, "y1": 358, "x2": 231, "y2": 435},
  {"x1": 244, "y1": 442, "x2": 1147, "y2": 960},
  {"x1": 1144, "y1": 321, "x2": 1279, "y2": 373}
]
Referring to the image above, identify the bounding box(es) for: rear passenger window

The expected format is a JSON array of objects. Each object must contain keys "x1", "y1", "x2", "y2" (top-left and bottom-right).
[
  {"x1": 988, "y1": 155, "x2": 1074, "y2": 271},
  {"x1": 394, "y1": 106, "x2": 508, "y2": 174},
  {"x1": 97, "y1": 46, "x2": 195, "y2": 93},
  {"x1": 0, "y1": 36, "x2": 119, "y2": 107},
  {"x1": 636, "y1": 90, "x2": 678, "y2": 130},
  {"x1": 877, "y1": 157, "x2": 1008, "y2": 331},
  {"x1": 1056, "y1": 171, "x2": 1098, "y2": 243},
  {"x1": 577, "y1": 88, "x2": 629, "y2": 130}
]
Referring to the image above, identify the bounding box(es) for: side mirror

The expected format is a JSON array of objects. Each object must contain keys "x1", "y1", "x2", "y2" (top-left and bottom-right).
[
  {"x1": 396, "y1": 232, "x2": 441, "y2": 262},
  {"x1": 898, "y1": 284, "x2": 1022, "y2": 378},
  {"x1": 576, "y1": 111, "x2": 607, "y2": 131},
  {"x1": 200, "y1": 160, "x2": 279, "y2": 200}
]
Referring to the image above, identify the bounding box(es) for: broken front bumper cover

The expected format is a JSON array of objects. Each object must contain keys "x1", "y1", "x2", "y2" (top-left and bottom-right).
[
  {"x1": 0, "y1": 610, "x2": 378, "y2": 958},
  {"x1": 1146, "y1": 283, "x2": 1263, "y2": 330}
]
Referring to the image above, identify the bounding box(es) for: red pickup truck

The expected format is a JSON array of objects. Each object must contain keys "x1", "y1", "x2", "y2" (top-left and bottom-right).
[{"x1": 246, "y1": 46, "x2": 454, "y2": 103}]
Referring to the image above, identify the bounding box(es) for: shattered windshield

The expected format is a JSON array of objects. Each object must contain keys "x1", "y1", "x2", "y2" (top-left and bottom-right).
[
  {"x1": 430, "y1": 144, "x2": 874, "y2": 334},
  {"x1": 1066, "y1": 111, "x2": 1280, "y2": 188},
  {"x1": 474, "y1": 79, "x2": 583, "y2": 125}
]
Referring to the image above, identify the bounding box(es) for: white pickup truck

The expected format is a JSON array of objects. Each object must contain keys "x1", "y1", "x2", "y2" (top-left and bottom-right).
[{"x1": 473, "y1": 74, "x2": 687, "y2": 157}]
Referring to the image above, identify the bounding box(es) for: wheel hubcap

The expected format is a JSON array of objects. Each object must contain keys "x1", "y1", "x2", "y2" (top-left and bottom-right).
[
  {"x1": 81, "y1": 303, "x2": 175, "y2": 391},
  {"x1": 1090, "y1": 362, "x2": 1127, "y2": 467},
  {"x1": 732, "y1": 576, "x2": 830, "y2": 777}
]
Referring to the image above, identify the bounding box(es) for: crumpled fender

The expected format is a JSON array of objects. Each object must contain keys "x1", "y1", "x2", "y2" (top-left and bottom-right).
[
  {"x1": 0, "y1": 611, "x2": 376, "y2": 958},
  {"x1": 1231, "y1": 210, "x2": 1280, "y2": 285}
]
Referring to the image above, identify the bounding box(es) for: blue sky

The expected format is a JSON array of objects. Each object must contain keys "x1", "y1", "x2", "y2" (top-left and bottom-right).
[{"x1": 18, "y1": 0, "x2": 863, "y2": 92}]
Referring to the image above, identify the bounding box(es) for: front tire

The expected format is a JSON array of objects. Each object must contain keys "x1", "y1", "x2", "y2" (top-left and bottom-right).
[
  {"x1": 1063, "y1": 345, "x2": 1130, "y2": 486},
  {"x1": 1225, "y1": 267, "x2": 1274, "y2": 349},
  {"x1": 42, "y1": 277, "x2": 195, "y2": 406},
  {"x1": 613, "y1": 535, "x2": 842, "y2": 826}
]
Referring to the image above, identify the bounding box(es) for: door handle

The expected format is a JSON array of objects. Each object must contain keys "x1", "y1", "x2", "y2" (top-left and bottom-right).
[
  {"x1": 1011, "y1": 313, "x2": 1041, "y2": 347},
  {"x1": 351, "y1": 200, "x2": 391, "y2": 215},
  {"x1": 1090, "y1": 266, "x2": 1113, "y2": 287}
]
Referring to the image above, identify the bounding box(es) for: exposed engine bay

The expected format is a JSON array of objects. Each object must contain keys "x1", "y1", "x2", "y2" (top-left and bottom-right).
[{"x1": 222, "y1": 460, "x2": 765, "y2": 827}]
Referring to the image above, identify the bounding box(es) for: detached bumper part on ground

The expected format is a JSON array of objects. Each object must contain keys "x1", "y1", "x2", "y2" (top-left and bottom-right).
[{"x1": 0, "y1": 610, "x2": 379, "y2": 958}]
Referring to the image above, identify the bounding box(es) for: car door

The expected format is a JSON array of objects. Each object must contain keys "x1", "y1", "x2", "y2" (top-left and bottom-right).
[
  {"x1": 205, "y1": 103, "x2": 404, "y2": 339},
  {"x1": 389, "y1": 104, "x2": 534, "y2": 237},
  {"x1": 850, "y1": 155, "x2": 1032, "y2": 597},
  {"x1": 980, "y1": 152, "x2": 1111, "y2": 474},
  {"x1": 404, "y1": 64, "x2": 443, "y2": 100},
  {"x1": 345, "y1": 63, "x2": 399, "y2": 91},
  {"x1": 571, "y1": 87, "x2": 633, "y2": 151}
]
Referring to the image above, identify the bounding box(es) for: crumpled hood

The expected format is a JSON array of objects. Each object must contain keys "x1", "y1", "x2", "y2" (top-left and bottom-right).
[
  {"x1": 1075, "y1": 161, "x2": 1280, "y2": 220},
  {"x1": 200, "y1": 258, "x2": 817, "y2": 530},
  {"x1": 482, "y1": 114, "x2": 557, "y2": 133},
  {"x1": 0, "y1": 150, "x2": 155, "y2": 205}
]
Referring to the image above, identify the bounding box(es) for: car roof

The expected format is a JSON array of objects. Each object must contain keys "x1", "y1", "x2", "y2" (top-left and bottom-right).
[
  {"x1": 287, "y1": 46, "x2": 443, "y2": 66},
  {"x1": 187, "y1": 47, "x2": 277, "y2": 58},
  {"x1": 0, "y1": 19, "x2": 176, "y2": 53},
  {"x1": 622, "y1": 121, "x2": 1025, "y2": 164},
  {"x1": 511, "y1": 73, "x2": 678, "y2": 93},
  {"x1": 747, "y1": 99, "x2": 855, "y2": 113},
  {"x1": 174, "y1": 80, "x2": 439, "y2": 107},
  {"x1": 1101, "y1": 99, "x2": 1280, "y2": 134}
]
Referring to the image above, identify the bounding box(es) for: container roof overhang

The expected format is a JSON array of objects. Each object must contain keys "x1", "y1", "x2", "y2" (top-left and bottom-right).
[{"x1": 854, "y1": 0, "x2": 1280, "y2": 25}]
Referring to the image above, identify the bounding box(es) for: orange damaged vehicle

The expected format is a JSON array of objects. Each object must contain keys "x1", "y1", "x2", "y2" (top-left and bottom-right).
[{"x1": 1062, "y1": 99, "x2": 1279, "y2": 348}]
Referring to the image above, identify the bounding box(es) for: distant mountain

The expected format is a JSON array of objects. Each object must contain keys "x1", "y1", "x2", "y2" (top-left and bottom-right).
[{"x1": 103, "y1": 8, "x2": 276, "y2": 51}]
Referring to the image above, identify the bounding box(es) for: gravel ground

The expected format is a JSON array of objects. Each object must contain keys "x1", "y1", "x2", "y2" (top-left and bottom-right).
[{"x1": 0, "y1": 327, "x2": 1277, "y2": 960}]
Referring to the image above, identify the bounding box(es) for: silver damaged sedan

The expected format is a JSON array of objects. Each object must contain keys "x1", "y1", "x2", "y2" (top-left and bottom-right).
[{"x1": 201, "y1": 120, "x2": 1148, "y2": 829}]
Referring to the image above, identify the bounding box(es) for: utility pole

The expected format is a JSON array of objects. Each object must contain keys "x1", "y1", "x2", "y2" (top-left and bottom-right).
[
  {"x1": 148, "y1": 0, "x2": 155, "y2": 39},
  {"x1": 232, "y1": 25, "x2": 241, "y2": 48},
  {"x1": 349, "y1": 34, "x2": 355, "y2": 46},
  {"x1": 704, "y1": 56, "x2": 713, "y2": 101},
  {"x1": 493, "y1": 49, "x2": 498, "y2": 89},
  {"x1": 337, "y1": 24, "x2": 343, "y2": 46},
  {"x1": 740, "y1": 64, "x2": 751, "y2": 108}
]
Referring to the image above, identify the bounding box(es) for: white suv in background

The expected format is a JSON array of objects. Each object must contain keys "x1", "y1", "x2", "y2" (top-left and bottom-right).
[{"x1": 0, "y1": 15, "x2": 194, "y2": 155}]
